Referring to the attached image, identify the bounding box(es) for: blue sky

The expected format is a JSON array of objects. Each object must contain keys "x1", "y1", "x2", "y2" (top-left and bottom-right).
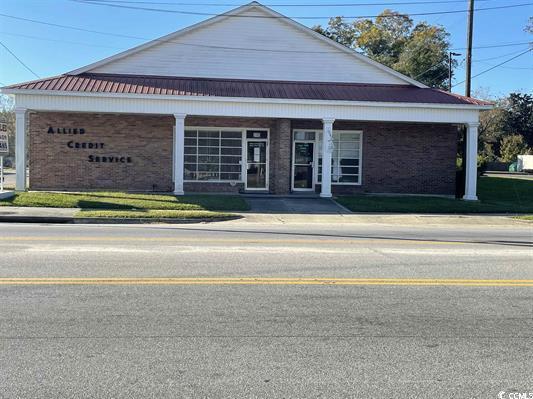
[{"x1": 0, "y1": 0, "x2": 531, "y2": 98}]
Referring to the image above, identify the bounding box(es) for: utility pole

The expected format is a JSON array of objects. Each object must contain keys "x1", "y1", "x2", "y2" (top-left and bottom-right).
[
  {"x1": 448, "y1": 52, "x2": 461, "y2": 92},
  {"x1": 465, "y1": 0, "x2": 475, "y2": 97}
]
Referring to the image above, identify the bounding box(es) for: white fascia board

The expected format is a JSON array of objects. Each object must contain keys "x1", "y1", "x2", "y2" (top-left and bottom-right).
[
  {"x1": 2, "y1": 88, "x2": 492, "y2": 111},
  {"x1": 9, "y1": 90, "x2": 484, "y2": 124}
]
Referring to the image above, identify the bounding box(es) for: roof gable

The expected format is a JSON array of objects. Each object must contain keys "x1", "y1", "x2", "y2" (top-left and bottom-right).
[{"x1": 71, "y1": 2, "x2": 425, "y2": 87}]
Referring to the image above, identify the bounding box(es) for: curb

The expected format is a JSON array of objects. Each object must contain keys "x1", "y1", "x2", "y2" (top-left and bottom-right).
[
  {"x1": 0, "y1": 216, "x2": 241, "y2": 224},
  {"x1": 73, "y1": 216, "x2": 241, "y2": 224},
  {"x1": 0, "y1": 216, "x2": 73, "y2": 223}
]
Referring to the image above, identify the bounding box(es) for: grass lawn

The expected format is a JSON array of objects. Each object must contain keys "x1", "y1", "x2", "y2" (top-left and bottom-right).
[
  {"x1": 0, "y1": 191, "x2": 249, "y2": 214},
  {"x1": 336, "y1": 177, "x2": 533, "y2": 214},
  {"x1": 76, "y1": 209, "x2": 235, "y2": 219}
]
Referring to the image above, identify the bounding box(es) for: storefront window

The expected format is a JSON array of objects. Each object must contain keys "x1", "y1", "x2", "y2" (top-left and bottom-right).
[
  {"x1": 317, "y1": 131, "x2": 362, "y2": 185},
  {"x1": 184, "y1": 129, "x2": 243, "y2": 181}
]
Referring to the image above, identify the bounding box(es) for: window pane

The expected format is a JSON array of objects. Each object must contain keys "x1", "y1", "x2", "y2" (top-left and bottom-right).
[
  {"x1": 222, "y1": 131, "x2": 242, "y2": 139},
  {"x1": 184, "y1": 146, "x2": 197, "y2": 155},
  {"x1": 198, "y1": 130, "x2": 219, "y2": 138},
  {"x1": 184, "y1": 164, "x2": 197, "y2": 176},
  {"x1": 339, "y1": 142, "x2": 359, "y2": 151},
  {"x1": 197, "y1": 172, "x2": 220, "y2": 181},
  {"x1": 294, "y1": 131, "x2": 316, "y2": 141},
  {"x1": 198, "y1": 138, "x2": 220, "y2": 147},
  {"x1": 221, "y1": 164, "x2": 241, "y2": 173},
  {"x1": 221, "y1": 139, "x2": 242, "y2": 147},
  {"x1": 198, "y1": 155, "x2": 220, "y2": 164},
  {"x1": 340, "y1": 150, "x2": 359, "y2": 159},
  {"x1": 339, "y1": 158, "x2": 359, "y2": 167},
  {"x1": 220, "y1": 155, "x2": 241, "y2": 164},
  {"x1": 198, "y1": 146, "x2": 219, "y2": 155},
  {"x1": 341, "y1": 175, "x2": 359, "y2": 183},
  {"x1": 198, "y1": 164, "x2": 219, "y2": 172},
  {"x1": 183, "y1": 128, "x2": 244, "y2": 182},
  {"x1": 339, "y1": 167, "x2": 359, "y2": 175},
  {"x1": 339, "y1": 132, "x2": 360, "y2": 141},
  {"x1": 315, "y1": 131, "x2": 362, "y2": 185},
  {"x1": 221, "y1": 147, "x2": 242, "y2": 156},
  {"x1": 246, "y1": 130, "x2": 268, "y2": 139}
]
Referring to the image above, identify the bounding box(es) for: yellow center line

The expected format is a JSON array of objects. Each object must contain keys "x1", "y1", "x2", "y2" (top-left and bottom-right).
[{"x1": 0, "y1": 277, "x2": 532, "y2": 286}]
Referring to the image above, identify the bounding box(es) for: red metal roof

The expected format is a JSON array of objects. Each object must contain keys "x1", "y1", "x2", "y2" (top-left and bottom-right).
[{"x1": 3, "y1": 73, "x2": 492, "y2": 106}]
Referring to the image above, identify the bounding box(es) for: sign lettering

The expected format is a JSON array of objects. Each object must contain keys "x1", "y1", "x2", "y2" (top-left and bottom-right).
[
  {"x1": 0, "y1": 132, "x2": 8, "y2": 154},
  {"x1": 48, "y1": 126, "x2": 133, "y2": 165}
]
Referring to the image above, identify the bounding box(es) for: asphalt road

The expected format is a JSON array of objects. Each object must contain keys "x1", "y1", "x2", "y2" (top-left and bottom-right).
[{"x1": 1, "y1": 221, "x2": 532, "y2": 398}]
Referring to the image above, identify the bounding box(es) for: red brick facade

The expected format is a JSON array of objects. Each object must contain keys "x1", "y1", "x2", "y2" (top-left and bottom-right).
[
  {"x1": 292, "y1": 120, "x2": 458, "y2": 195},
  {"x1": 28, "y1": 112, "x2": 457, "y2": 196}
]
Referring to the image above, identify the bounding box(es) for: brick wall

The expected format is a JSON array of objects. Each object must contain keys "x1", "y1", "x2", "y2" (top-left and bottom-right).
[
  {"x1": 28, "y1": 112, "x2": 457, "y2": 195},
  {"x1": 29, "y1": 112, "x2": 174, "y2": 191},
  {"x1": 292, "y1": 120, "x2": 458, "y2": 195},
  {"x1": 270, "y1": 119, "x2": 291, "y2": 194}
]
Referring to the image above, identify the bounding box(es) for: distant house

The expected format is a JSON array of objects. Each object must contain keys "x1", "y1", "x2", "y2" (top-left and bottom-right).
[{"x1": 2, "y1": 2, "x2": 490, "y2": 199}]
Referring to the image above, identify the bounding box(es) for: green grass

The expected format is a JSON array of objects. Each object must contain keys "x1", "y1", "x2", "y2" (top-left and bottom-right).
[
  {"x1": 515, "y1": 215, "x2": 533, "y2": 221},
  {"x1": 336, "y1": 177, "x2": 533, "y2": 214},
  {"x1": 0, "y1": 191, "x2": 249, "y2": 212},
  {"x1": 76, "y1": 209, "x2": 236, "y2": 219}
]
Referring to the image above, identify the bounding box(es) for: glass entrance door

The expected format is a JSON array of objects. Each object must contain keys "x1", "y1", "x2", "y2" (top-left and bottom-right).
[
  {"x1": 246, "y1": 141, "x2": 267, "y2": 190},
  {"x1": 292, "y1": 141, "x2": 314, "y2": 190}
]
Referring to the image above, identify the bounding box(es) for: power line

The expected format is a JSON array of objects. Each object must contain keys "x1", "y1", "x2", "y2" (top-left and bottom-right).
[
  {"x1": 72, "y1": 0, "x2": 533, "y2": 19},
  {"x1": 0, "y1": 12, "x2": 530, "y2": 54},
  {"x1": 77, "y1": 0, "x2": 501, "y2": 6},
  {"x1": 412, "y1": 59, "x2": 447, "y2": 79},
  {"x1": 475, "y1": 60, "x2": 533, "y2": 70},
  {"x1": 411, "y1": 46, "x2": 533, "y2": 81},
  {"x1": 0, "y1": 41, "x2": 40, "y2": 79},
  {"x1": 453, "y1": 48, "x2": 532, "y2": 87},
  {"x1": 450, "y1": 41, "x2": 532, "y2": 51},
  {"x1": 474, "y1": 47, "x2": 531, "y2": 61},
  {"x1": 0, "y1": 31, "x2": 124, "y2": 50}
]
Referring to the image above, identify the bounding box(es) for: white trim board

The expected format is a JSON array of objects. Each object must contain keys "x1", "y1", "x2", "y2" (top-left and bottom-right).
[
  {"x1": 10, "y1": 92, "x2": 483, "y2": 124},
  {"x1": 2, "y1": 89, "x2": 491, "y2": 111}
]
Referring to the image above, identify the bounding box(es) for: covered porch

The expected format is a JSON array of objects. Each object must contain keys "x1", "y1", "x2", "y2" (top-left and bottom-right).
[{"x1": 6, "y1": 75, "x2": 487, "y2": 200}]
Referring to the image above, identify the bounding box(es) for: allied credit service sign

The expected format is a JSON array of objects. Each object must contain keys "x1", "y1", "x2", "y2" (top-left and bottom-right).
[{"x1": 0, "y1": 121, "x2": 8, "y2": 154}]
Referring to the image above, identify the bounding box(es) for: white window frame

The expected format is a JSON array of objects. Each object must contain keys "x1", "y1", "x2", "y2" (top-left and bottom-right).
[
  {"x1": 184, "y1": 126, "x2": 270, "y2": 185},
  {"x1": 292, "y1": 129, "x2": 363, "y2": 186}
]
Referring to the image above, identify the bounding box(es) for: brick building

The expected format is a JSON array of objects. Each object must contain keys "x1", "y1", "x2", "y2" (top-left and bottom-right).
[{"x1": 2, "y1": 2, "x2": 491, "y2": 199}]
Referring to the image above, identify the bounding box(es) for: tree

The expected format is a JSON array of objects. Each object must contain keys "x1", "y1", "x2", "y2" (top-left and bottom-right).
[
  {"x1": 504, "y1": 93, "x2": 533, "y2": 147},
  {"x1": 312, "y1": 10, "x2": 453, "y2": 88},
  {"x1": 499, "y1": 134, "x2": 531, "y2": 162}
]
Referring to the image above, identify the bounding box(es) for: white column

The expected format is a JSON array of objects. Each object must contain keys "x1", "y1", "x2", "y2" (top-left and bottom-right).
[
  {"x1": 463, "y1": 122, "x2": 479, "y2": 201},
  {"x1": 173, "y1": 113, "x2": 186, "y2": 195},
  {"x1": 320, "y1": 118, "x2": 335, "y2": 198},
  {"x1": 15, "y1": 107, "x2": 27, "y2": 191}
]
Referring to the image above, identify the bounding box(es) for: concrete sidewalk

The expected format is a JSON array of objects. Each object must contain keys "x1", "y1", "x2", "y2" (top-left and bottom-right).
[
  {"x1": 0, "y1": 206, "x2": 76, "y2": 223},
  {"x1": 0, "y1": 206, "x2": 529, "y2": 226},
  {"x1": 232, "y1": 212, "x2": 529, "y2": 226}
]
